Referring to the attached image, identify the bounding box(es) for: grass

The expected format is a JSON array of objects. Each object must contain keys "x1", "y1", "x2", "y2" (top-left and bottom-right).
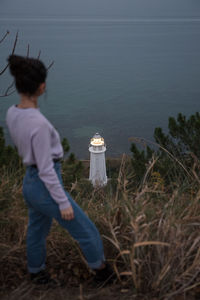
[{"x1": 0, "y1": 154, "x2": 200, "y2": 300}]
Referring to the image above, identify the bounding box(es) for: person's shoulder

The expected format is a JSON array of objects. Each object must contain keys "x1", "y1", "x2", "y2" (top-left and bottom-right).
[
  {"x1": 29, "y1": 110, "x2": 52, "y2": 134},
  {"x1": 6, "y1": 105, "x2": 16, "y2": 115},
  {"x1": 7, "y1": 104, "x2": 15, "y2": 111},
  {"x1": 29, "y1": 112, "x2": 47, "y2": 126},
  {"x1": 6, "y1": 105, "x2": 17, "y2": 123}
]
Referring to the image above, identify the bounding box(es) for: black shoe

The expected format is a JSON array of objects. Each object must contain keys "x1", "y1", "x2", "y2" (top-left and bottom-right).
[
  {"x1": 94, "y1": 263, "x2": 116, "y2": 286},
  {"x1": 30, "y1": 270, "x2": 58, "y2": 287}
]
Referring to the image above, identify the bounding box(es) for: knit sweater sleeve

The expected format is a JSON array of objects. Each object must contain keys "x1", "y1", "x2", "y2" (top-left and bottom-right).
[{"x1": 31, "y1": 122, "x2": 71, "y2": 211}]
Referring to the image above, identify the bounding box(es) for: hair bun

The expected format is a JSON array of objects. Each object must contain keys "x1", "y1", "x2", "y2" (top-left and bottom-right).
[
  {"x1": 7, "y1": 54, "x2": 26, "y2": 77},
  {"x1": 7, "y1": 54, "x2": 47, "y2": 95}
]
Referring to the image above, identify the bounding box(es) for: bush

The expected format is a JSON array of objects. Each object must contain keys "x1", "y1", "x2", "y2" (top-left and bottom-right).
[
  {"x1": 0, "y1": 127, "x2": 21, "y2": 169},
  {"x1": 130, "y1": 112, "x2": 200, "y2": 185}
]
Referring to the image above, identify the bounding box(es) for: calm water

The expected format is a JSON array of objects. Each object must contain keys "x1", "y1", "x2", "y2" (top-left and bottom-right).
[{"x1": 0, "y1": 17, "x2": 200, "y2": 158}]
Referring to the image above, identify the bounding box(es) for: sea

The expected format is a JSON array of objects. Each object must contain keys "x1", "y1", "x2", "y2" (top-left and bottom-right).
[{"x1": 0, "y1": 16, "x2": 200, "y2": 158}]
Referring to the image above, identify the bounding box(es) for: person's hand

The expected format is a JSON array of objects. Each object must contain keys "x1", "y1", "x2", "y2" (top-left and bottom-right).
[{"x1": 60, "y1": 205, "x2": 74, "y2": 220}]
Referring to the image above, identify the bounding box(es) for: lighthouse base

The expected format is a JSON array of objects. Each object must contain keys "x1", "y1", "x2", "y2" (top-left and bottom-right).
[{"x1": 89, "y1": 152, "x2": 107, "y2": 187}]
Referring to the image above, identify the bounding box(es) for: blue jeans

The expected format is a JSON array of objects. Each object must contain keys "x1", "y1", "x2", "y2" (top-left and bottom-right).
[{"x1": 22, "y1": 162, "x2": 105, "y2": 273}]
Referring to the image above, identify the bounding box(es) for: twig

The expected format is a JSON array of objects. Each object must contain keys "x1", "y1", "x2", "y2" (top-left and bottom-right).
[
  {"x1": 11, "y1": 31, "x2": 18, "y2": 55},
  {"x1": 79, "y1": 284, "x2": 84, "y2": 300},
  {"x1": 0, "y1": 30, "x2": 10, "y2": 44},
  {"x1": 115, "y1": 154, "x2": 126, "y2": 202},
  {"x1": 26, "y1": 44, "x2": 30, "y2": 57},
  {"x1": 0, "y1": 30, "x2": 53, "y2": 98},
  {"x1": 47, "y1": 60, "x2": 54, "y2": 70},
  {"x1": 165, "y1": 268, "x2": 200, "y2": 299},
  {"x1": 0, "y1": 81, "x2": 15, "y2": 98},
  {"x1": 141, "y1": 155, "x2": 158, "y2": 187},
  {"x1": 37, "y1": 50, "x2": 41, "y2": 59},
  {"x1": 0, "y1": 31, "x2": 18, "y2": 76}
]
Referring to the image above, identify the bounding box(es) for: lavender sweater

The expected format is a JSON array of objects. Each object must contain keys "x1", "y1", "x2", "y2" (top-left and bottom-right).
[{"x1": 6, "y1": 105, "x2": 70, "y2": 211}]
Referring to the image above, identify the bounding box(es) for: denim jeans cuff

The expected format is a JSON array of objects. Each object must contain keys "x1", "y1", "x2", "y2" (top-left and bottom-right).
[
  {"x1": 28, "y1": 263, "x2": 46, "y2": 274},
  {"x1": 88, "y1": 255, "x2": 105, "y2": 269}
]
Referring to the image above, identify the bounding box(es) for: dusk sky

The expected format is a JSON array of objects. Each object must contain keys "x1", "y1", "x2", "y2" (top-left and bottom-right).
[{"x1": 1, "y1": 0, "x2": 200, "y2": 18}]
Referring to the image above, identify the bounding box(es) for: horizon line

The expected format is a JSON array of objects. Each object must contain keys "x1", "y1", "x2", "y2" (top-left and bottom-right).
[{"x1": 1, "y1": 16, "x2": 200, "y2": 23}]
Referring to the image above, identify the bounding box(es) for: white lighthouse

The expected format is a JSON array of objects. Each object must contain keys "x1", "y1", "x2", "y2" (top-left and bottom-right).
[{"x1": 89, "y1": 133, "x2": 107, "y2": 187}]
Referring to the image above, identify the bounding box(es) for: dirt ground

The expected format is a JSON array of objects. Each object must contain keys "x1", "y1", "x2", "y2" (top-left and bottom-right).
[
  {"x1": 1, "y1": 281, "x2": 199, "y2": 300},
  {"x1": 0, "y1": 282, "x2": 140, "y2": 300}
]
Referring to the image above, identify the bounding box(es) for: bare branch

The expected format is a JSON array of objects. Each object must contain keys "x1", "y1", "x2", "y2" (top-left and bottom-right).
[
  {"x1": 0, "y1": 90, "x2": 15, "y2": 98},
  {"x1": 27, "y1": 44, "x2": 30, "y2": 57},
  {"x1": 6, "y1": 81, "x2": 15, "y2": 92},
  {"x1": 0, "y1": 31, "x2": 18, "y2": 76},
  {"x1": 0, "y1": 31, "x2": 10, "y2": 44},
  {"x1": 11, "y1": 30, "x2": 18, "y2": 55},
  {"x1": 0, "y1": 81, "x2": 15, "y2": 98},
  {"x1": 0, "y1": 64, "x2": 9, "y2": 76},
  {"x1": 47, "y1": 60, "x2": 54, "y2": 70},
  {"x1": 37, "y1": 50, "x2": 54, "y2": 70},
  {"x1": 37, "y1": 50, "x2": 41, "y2": 59},
  {"x1": 0, "y1": 30, "x2": 54, "y2": 98}
]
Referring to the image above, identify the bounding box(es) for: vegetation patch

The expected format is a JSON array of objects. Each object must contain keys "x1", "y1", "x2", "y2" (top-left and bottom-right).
[{"x1": 0, "y1": 113, "x2": 200, "y2": 299}]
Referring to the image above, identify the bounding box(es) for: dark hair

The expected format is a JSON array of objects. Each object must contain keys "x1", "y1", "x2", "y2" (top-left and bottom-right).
[{"x1": 8, "y1": 54, "x2": 47, "y2": 95}]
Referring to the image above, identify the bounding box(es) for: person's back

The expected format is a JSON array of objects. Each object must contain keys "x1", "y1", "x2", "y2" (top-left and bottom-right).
[{"x1": 6, "y1": 105, "x2": 63, "y2": 166}]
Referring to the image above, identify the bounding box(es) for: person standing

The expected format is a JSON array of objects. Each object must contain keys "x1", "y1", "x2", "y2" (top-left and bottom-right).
[{"x1": 6, "y1": 54, "x2": 113, "y2": 286}]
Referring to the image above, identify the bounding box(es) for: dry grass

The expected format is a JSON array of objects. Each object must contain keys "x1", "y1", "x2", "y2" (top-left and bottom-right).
[{"x1": 0, "y1": 155, "x2": 200, "y2": 300}]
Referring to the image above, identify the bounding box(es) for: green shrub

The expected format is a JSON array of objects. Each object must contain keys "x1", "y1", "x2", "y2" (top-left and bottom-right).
[{"x1": 130, "y1": 113, "x2": 200, "y2": 185}]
